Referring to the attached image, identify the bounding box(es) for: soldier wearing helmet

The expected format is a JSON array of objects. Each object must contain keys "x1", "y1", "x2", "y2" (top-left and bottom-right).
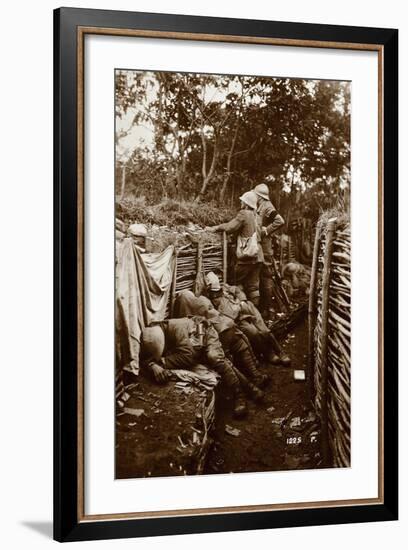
[
  {"x1": 141, "y1": 317, "x2": 248, "y2": 418},
  {"x1": 253, "y1": 183, "x2": 285, "y2": 317},
  {"x1": 205, "y1": 191, "x2": 263, "y2": 306},
  {"x1": 204, "y1": 270, "x2": 290, "y2": 366}
]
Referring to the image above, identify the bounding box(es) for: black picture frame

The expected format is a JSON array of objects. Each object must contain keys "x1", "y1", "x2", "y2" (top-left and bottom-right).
[{"x1": 54, "y1": 7, "x2": 398, "y2": 542}]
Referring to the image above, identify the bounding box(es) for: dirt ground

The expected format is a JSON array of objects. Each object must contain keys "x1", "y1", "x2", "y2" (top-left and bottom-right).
[
  {"x1": 205, "y1": 318, "x2": 322, "y2": 474},
  {"x1": 116, "y1": 376, "x2": 214, "y2": 479}
]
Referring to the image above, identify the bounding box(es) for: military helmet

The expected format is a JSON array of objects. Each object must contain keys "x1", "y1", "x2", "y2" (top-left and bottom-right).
[
  {"x1": 239, "y1": 190, "x2": 257, "y2": 210},
  {"x1": 128, "y1": 223, "x2": 147, "y2": 237},
  {"x1": 206, "y1": 271, "x2": 221, "y2": 292},
  {"x1": 254, "y1": 183, "x2": 270, "y2": 201},
  {"x1": 141, "y1": 326, "x2": 165, "y2": 361}
]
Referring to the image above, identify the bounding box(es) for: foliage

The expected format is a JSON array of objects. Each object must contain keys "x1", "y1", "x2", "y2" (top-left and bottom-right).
[
  {"x1": 116, "y1": 196, "x2": 235, "y2": 227},
  {"x1": 115, "y1": 70, "x2": 350, "y2": 221}
]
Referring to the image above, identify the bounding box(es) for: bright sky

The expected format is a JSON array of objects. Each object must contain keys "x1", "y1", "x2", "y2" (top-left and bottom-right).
[{"x1": 116, "y1": 71, "x2": 245, "y2": 161}]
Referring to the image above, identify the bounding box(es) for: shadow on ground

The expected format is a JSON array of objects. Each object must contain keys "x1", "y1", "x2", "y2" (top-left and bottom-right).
[{"x1": 21, "y1": 521, "x2": 53, "y2": 539}]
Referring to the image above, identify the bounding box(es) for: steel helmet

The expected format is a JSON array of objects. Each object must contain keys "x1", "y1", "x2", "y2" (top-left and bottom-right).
[
  {"x1": 141, "y1": 326, "x2": 165, "y2": 361},
  {"x1": 254, "y1": 183, "x2": 270, "y2": 201},
  {"x1": 206, "y1": 271, "x2": 221, "y2": 292},
  {"x1": 239, "y1": 191, "x2": 257, "y2": 210},
  {"x1": 128, "y1": 223, "x2": 147, "y2": 237}
]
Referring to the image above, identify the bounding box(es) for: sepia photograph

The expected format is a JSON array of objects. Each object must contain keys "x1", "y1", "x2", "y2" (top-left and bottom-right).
[{"x1": 114, "y1": 68, "x2": 351, "y2": 479}]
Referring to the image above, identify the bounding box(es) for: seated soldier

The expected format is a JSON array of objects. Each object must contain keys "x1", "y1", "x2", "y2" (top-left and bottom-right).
[
  {"x1": 140, "y1": 317, "x2": 248, "y2": 418},
  {"x1": 205, "y1": 270, "x2": 291, "y2": 366},
  {"x1": 174, "y1": 290, "x2": 269, "y2": 390}
]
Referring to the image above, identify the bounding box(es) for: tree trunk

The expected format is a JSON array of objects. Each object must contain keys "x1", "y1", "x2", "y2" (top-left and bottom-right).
[
  {"x1": 195, "y1": 133, "x2": 218, "y2": 202},
  {"x1": 119, "y1": 164, "x2": 126, "y2": 200},
  {"x1": 175, "y1": 139, "x2": 186, "y2": 198},
  {"x1": 195, "y1": 176, "x2": 211, "y2": 203},
  {"x1": 220, "y1": 117, "x2": 240, "y2": 202}
]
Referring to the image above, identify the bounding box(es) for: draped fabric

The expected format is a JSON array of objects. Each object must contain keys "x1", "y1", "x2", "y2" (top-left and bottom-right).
[{"x1": 116, "y1": 238, "x2": 175, "y2": 376}]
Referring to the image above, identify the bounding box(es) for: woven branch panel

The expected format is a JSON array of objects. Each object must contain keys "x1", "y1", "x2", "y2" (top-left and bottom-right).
[
  {"x1": 175, "y1": 244, "x2": 224, "y2": 294},
  {"x1": 312, "y1": 220, "x2": 351, "y2": 467}
]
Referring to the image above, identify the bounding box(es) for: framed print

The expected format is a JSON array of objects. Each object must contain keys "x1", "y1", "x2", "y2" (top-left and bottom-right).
[{"x1": 54, "y1": 7, "x2": 398, "y2": 542}]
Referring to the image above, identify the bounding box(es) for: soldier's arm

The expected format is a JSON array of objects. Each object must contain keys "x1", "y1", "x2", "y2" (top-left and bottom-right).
[
  {"x1": 162, "y1": 324, "x2": 195, "y2": 370},
  {"x1": 225, "y1": 283, "x2": 247, "y2": 301},
  {"x1": 263, "y1": 204, "x2": 284, "y2": 235},
  {"x1": 214, "y1": 211, "x2": 244, "y2": 234},
  {"x1": 163, "y1": 344, "x2": 194, "y2": 370}
]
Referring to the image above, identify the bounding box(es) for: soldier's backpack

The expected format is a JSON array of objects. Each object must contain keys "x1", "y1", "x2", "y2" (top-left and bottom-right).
[{"x1": 236, "y1": 231, "x2": 259, "y2": 260}]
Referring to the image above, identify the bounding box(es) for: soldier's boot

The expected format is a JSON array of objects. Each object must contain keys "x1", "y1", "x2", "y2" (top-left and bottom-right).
[
  {"x1": 239, "y1": 348, "x2": 270, "y2": 389},
  {"x1": 246, "y1": 382, "x2": 265, "y2": 403},
  {"x1": 229, "y1": 332, "x2": 268, "y2": 389},
  {"x1": 266, "y1": 351, "x2": 281, "y2": 365},
  {"x1": 280, "y1": 354, "x2": 291, "y2": 366},
  {"x1": 255, "y1": 372, "x2": 270, "y2": 388},
  {"x1": 238, "y1": 331, "x2": 262, "y2": 366},
  {"x1": 219, "y1": 359, "x2": 248, "y2": 419},
  {"x1": 232, "y1": 388, "x2": 248, "y2": 419},
  {"x1": 267, "y1": 332, "x2": 291, "y2": 366},
  {"x1": 231, "y1": 365, "x2": 265, "y2": 403}
]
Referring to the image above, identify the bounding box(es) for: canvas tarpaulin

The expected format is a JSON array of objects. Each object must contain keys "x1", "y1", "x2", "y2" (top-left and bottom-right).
[{"x1": 116, "y1": 238, "x2": 175, "y2": 376}]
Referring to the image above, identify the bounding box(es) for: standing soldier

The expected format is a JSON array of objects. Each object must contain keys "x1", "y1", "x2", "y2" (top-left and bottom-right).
[
  {"x1": 253, "y1": 183, "x2": 285, "y2": 318},
  {"x1": 206, "y1": 191, "x2": 263, "y2": 307}
]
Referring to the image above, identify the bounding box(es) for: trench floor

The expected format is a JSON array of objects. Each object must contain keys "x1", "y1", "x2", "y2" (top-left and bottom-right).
[{"x1": 205, "y1": 319, "x2": 323, "y2": 474}]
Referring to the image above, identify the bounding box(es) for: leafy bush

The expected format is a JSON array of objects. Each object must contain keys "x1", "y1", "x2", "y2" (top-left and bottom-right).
[{"x1": 116, "y1": 196, "x2": 235, "y2": 228}]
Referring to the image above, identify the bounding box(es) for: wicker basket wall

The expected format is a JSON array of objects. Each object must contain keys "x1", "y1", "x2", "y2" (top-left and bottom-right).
[
  {"x1": 174, "y1": 244, "x2": 224, "y2": 295},
  {"x1": 311, "y1": 219, "x2": 351, "y2": 468}
]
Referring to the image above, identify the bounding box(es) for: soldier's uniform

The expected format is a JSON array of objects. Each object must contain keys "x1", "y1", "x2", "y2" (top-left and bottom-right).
[
  {"x1": 174, "y1": 291, "x2": 268, "y2": 388},
  {"x1": 255, "y1": 184, "x2": 284, "y2": 315},
  {"x1": 212, "y1": 193, "x2": 263, "y2": 306},
  {"x1": 141, "y1": 317, "x2": 248, "y2": 417},
  {"x1": 209, "y1": 280, "x2": 289, "y2": 365}
]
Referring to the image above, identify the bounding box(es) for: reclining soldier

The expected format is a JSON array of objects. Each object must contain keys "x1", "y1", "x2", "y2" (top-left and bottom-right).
[
  {"x1": 140, "y1": 316, "x2": 248, "y2": 418},
  {"x1": 174, "y1": 289, "x2": 269, "y2": 391},
  {"x1": 205, "y1": 270, "x2": 291, "y2": 366}
]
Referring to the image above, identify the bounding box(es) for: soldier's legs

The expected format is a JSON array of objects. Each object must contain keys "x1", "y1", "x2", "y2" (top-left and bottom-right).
[
  {"x1": 203, "y1": 325, "x2": 247, "y2": 417},
  {"x1": 239, "y1": 291, "x2": 291, "y2": 366},
  {"x1": 243, "y1": 300, "x2": 269, "y2": 333},
  {"x1": 219, "y1": 327, "x2": 268, "y2": 388},
  {"x1": 235, "y1": 262, "x2": 261, "y2": 306},
  {"x1": 238, "y1": 320, "x2": 264, "y2": 356},
  {"x1": 260, "y1": 262, "x2": 274, "y2": 313},
  {"x1": 267, "y1": 330, "x2": 282, "y2": 354},
  {"x1": 239, "y1": 319, "x2": 286, "y2": 365}
]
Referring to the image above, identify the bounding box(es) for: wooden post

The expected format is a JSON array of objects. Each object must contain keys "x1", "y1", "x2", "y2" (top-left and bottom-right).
[
  {"x1": 307, "y1": 221, "x2": 321, "y2": 401},
  {"x1": 222, "y1": 231, "x2": 228, "y2": 283},
  {"x1": 319, "y1": 218, "x2": 337, "y2": 467},
  {"x1": 279, "y1": 234, "x2": 284, "y2": 276},
  {"x1": 170, "y1": 249, "x2": 178, "y2": 316},
  {"x1": 193, "y1": 241, "x2": 205, "y2": 296}
]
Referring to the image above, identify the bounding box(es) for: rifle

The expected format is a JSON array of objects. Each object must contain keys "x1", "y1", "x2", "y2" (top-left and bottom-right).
[{"x1": 270, "y1": 256, "x2": 290, "y2": 310}]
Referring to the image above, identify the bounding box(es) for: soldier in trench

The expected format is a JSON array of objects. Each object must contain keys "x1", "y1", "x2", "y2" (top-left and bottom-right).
[
  {"x1": 205, "y1": 270, "x2": 291, "y2": 367},
  {"x1": 140, "y1": 316, "x2": 249, "y2": 419},
  {"x1": 253, "y1": 182, "x2": 285, "y2": 319},
  {"x1": 173, "y1": 289, "x2": 269, "y2": 392},
  {"x1": 205, "y1": 191, "x2": 263, "y2": 307}
]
